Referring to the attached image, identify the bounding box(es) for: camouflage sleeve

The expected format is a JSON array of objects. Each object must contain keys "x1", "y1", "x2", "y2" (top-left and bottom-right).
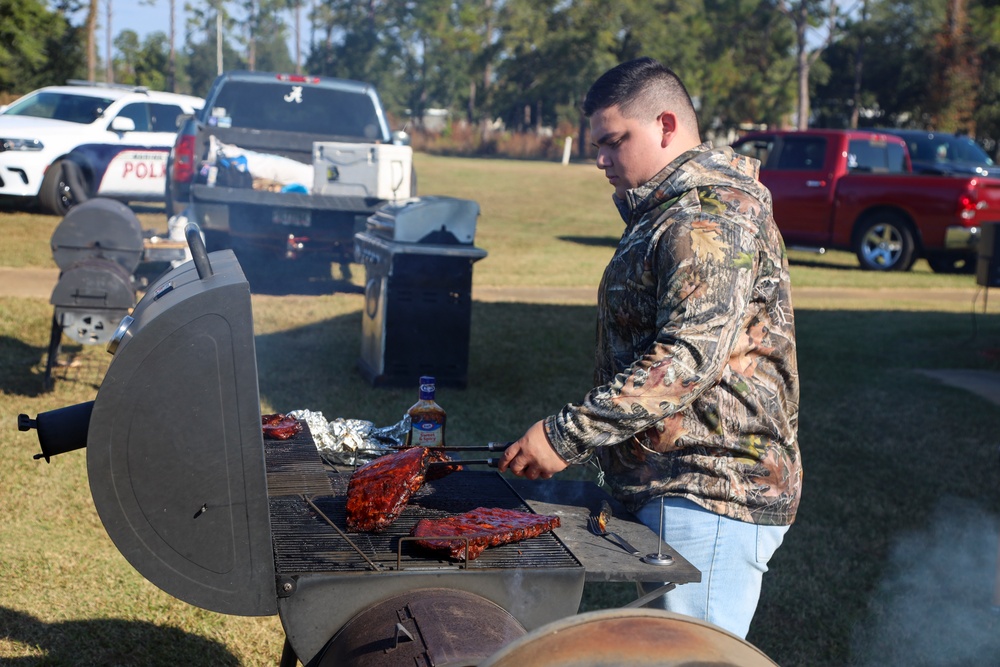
[{"x1": 544, "y1": 205, "x2": 760, "y2": 463}]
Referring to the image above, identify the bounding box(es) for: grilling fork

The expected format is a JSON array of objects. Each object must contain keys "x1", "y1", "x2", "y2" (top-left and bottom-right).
[{"x1": 587, "y1": 509, "x2": 642, "y2": 557}]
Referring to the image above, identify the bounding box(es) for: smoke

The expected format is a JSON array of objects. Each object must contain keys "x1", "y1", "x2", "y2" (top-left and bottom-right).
[{"x1": 850, "y1": 496, "x2": 1000, "y2": 667}]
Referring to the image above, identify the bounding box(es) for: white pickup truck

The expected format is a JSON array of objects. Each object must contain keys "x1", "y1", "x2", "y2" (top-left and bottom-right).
[
  {"x1": 0, "y1": 81, "x2": 203, "y2": 215},
  {"x1": 166, "y1": 70, "x2": 414, "y2": 266}
]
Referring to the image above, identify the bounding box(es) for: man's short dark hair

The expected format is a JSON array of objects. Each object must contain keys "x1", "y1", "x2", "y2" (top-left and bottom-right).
[{"x1": 583, "y1": 57, "x2": 698, "y2": 130}]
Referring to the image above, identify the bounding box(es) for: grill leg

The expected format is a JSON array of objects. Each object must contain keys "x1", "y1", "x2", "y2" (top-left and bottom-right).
[
  {"x1": 43, "y1": 313, "x2": 62, "y2": 392},
  {"x1": 279, "y1": 637, "x2": 299, "y2": 667}
]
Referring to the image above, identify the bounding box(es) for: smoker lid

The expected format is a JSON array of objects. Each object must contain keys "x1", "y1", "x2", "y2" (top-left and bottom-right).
[
  {"x1": 86, "y1": 249, "x2": 277, "y2": 616},
  {"x1": 50, "y1": 198, "x2": 144, "y2": 273}
]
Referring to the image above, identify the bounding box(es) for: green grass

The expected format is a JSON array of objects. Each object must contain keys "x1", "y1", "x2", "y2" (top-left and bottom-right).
[{"x1": 3, "y1": 154, "x2": 1000, "y2": 666}]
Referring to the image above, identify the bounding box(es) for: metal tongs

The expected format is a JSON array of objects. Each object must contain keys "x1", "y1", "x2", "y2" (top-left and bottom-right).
[
  {"x1": 587, "y1": 500, "x2": 641, "y2": 557},
  {"x1": 419, "y1": 442, "x2": 513, "y2": 469}
]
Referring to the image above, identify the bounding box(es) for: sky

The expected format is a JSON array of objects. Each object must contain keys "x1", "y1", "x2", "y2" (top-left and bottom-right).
[{"x1": 104, "y1": 2, "x2": 176, "y2": 44}]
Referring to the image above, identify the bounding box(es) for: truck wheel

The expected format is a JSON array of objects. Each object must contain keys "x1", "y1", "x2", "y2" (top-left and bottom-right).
[
  {"x1": 39, "y1": 160, "x2": 89, "y2": 216},
  {"x1": 854, "y1": 213, "x2": 916, "y2": 271}
]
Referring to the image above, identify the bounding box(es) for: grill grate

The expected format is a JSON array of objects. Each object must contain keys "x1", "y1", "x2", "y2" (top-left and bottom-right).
[
  {"x1": 264, "y1": 435, "x2": 579, "y2": 575},
  {"x1": 264, "y1": 422, "x2": 335, "y2": 497}
]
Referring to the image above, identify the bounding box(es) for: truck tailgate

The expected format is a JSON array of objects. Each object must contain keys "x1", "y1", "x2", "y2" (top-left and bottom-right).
[
  {"x1": 975, "y1": 178, "x2": 1000, "y2": 225},
  {"x1": 191, "y1": 184, "x2": 380, "y2": 213}
]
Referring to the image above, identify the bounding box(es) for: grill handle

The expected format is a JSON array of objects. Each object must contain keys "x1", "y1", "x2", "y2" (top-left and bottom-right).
[
  {"x1": 185, "y1": 223, "x2": 213, "y2": 279},
  {"x1": 18, "y1": 400, "x2": 94, "y2": 463}
]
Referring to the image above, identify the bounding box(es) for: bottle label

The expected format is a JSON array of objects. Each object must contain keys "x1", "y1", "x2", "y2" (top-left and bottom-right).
[{"x1": 410, "y1": 420, "x2": 444, "y2": 447}]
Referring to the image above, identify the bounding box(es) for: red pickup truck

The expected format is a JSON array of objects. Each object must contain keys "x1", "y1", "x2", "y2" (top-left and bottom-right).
[{"x1": 730, "y1": 129, "x2": 1000, "y2": 272}]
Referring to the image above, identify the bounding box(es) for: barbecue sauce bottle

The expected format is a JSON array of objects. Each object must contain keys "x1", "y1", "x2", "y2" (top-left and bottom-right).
[{"x1": 406, "y1": 376, "x2": 446, "y2": 447}]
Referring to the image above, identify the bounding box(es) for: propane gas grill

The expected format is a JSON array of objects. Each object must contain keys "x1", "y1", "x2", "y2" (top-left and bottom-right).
[{"x1": 19, "y1": 225, "x2": 701, "y2": 667}]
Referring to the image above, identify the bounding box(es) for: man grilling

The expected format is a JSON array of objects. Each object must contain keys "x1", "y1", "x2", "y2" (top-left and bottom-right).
[{"x1": 498, "y1": 57, "x2": 802, "y2": 640}]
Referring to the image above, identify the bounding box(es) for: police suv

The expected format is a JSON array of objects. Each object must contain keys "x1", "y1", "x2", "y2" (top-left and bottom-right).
[{"x1": 0, "y1": 81, "x2": 203, "y2": 215}]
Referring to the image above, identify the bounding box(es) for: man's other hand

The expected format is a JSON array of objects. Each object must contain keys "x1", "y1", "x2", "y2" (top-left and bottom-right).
[{"x1": 498, "y1": 419, "x2": 568, "y2": 480}]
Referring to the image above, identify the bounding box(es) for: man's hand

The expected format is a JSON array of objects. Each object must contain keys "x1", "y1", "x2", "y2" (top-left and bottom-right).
[{"x1": 498, "y1": 419, "x2": 568, "y2": 480}]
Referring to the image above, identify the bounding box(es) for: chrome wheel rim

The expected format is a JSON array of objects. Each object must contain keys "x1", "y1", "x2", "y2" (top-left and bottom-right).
[{"x1": 861, "y1": 224, "x2": 903, "y2": 267}]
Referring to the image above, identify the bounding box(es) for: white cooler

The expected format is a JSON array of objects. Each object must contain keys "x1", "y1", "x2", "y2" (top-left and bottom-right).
[{"x1": 312, "y1": 142, "x2": 413, "y2": 200}]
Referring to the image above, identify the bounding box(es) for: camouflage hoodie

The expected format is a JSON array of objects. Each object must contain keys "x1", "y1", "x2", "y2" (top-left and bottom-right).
[{"x1": 544, "y1": 143, "x2": 801, "y2": 526}]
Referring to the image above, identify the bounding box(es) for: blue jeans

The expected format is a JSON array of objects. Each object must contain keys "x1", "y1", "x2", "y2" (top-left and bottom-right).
[{"x1": 635, "y1": 496, "x2": 788, "y2": 639}]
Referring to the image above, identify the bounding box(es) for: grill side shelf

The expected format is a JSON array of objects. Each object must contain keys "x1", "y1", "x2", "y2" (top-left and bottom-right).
[{"x1": 506, "y1": 478, "x2": 702, "y2": 586}]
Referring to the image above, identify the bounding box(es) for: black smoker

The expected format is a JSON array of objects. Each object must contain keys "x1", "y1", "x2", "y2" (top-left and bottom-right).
[
  {"x1": 18, "y1": 226, "x2": 587, "y2": 667},
  {"x1": 44, "y1": 198, "x2": 143, "y2": 388}
]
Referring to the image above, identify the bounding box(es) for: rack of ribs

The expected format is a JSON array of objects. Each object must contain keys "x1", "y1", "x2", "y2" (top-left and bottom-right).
[
  {"x1": 261, "y1": 413, "x2": 303, "y2": 440},
  {"x1": 411, "y1": 507, "x2": 561, "y2": 561},
  {"x1": 345, "y1": 446, "x2": 460, "y2": 532}
]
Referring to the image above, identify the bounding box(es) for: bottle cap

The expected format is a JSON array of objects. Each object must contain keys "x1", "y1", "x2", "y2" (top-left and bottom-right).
[{"x1": 419, "y1": 376, "x2": 436, "y2": 400}]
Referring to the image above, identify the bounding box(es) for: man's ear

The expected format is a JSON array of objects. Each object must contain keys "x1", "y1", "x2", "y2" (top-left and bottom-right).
[{"x1": 658, "y1": 111, "x2": 677, "y2": 146}]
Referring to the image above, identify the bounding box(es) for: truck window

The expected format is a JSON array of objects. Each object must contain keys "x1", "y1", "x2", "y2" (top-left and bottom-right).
[
  {"x1": 733, "y1": 137, "x2": 773, "y2": 165},
  {"x1": 847, "y1": 139, "x2": 906, "y2": 173},
  {"x1": 4, "y1": 92, "x2": 114, "y2": 124},
  {"x1": 116, "y1": 103, "x2": 151, "y2": 132},
  {"x1": 208, "y1": 81, "x2": 384, "y2": 140},
  {"x1": 776, "y1": 137, "x2": 826, "y2": 170},
  {"x1": 149, "y1": 103, "x2": 185, "y2": 133},
  {"x1": 905, "y1": 136, "x2": 939, "y2": 161},
  {"x1": 953, "y1": 136, "x2": 995, "y2": 165}
]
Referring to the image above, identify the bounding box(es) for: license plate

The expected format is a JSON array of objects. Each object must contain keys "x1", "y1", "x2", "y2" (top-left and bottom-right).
[{"x1": 273, "y1": 208, "x2": 311, "y2": 227}]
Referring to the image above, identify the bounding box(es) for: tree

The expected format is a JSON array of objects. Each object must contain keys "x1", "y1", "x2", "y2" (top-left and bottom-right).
[
  {"x1": 169, "y1": 0, "x2": 177, "y2": 90},
  {"x1": 114, "y1": 28, "x2": 141, "y2": 82},
  {"x1": 812, "y1": 0, "x2": 942, "y2": 128},
  {"x1": 0, "y1": 0, "x2": 84, "y2": 95},
  {"x1": 376, "y1": 0, "x2": 460, "y2": 123},
  {"x1": 114, "y1": 30, "x2": 171, "y2": 90},
  {"x1": 86, "y1": 0, "x2": 98, "y2": 81},
  {"x1": 927, "y1": 0, "x2": 979, "y2": 132},
  {"x1": 684, "y1": 0, "x2": 796, "y2": 134},
  {"x1": 970, "y1": 0, "x2": 1000, "y2": 154},
  {"x1": 239, "y1": 0, "x2": 293, "y2": 72},
  {"x1": 777, "y1": 0, "x2": 843, "y2": 128},
  {"x1": 184, "y1": 0, "x2": 245, "y2": 96}
]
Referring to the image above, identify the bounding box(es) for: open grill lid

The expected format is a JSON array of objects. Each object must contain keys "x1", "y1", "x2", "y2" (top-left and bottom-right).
[{"x1": 86, "y1": 246, "x2": 276, "y2": 616}]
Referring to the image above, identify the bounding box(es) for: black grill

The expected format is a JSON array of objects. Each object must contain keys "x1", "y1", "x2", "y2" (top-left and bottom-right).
[
  {"x1": 16, "y1": 232, "x2": 619, "y2": 666},
  {"x1": 44, "y1": 198, "x2": 143, "y2": 389}
]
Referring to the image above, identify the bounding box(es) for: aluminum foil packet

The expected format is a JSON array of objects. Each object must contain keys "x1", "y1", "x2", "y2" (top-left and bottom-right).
[{"x1": 289, "y1": 409, "x2": 411, "y2": 466}]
